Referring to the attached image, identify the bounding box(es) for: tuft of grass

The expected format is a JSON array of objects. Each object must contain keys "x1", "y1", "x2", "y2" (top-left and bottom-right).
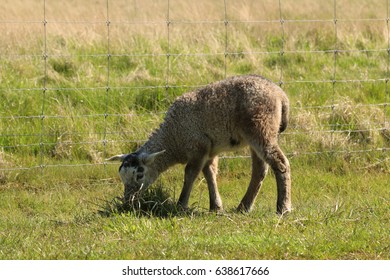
[
  {"x1": 50, "y1": 58, "x2": 76, "y2": 77},
  {"x1": 98, "y1": 184, "x2": 182, "y2": 218}
]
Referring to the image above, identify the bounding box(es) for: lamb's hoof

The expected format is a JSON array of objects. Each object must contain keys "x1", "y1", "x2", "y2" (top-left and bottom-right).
[
  {"x1": 236, "y1": 203, "x2": 251, "y2": 213},
  {"x1": 209, "y1": 205, "x2": 224, "y2": 214},
  {"x1": 176, "y1": 202, "x2": 189, "y2": 212},
  {"x1": 276, "y1": 207, "x2": 292, "y2": 216}
]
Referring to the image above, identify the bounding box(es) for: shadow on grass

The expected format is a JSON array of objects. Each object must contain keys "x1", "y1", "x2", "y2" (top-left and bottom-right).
[{"x1": 97, "y1": 185, "x2": 196, "y2": 218}]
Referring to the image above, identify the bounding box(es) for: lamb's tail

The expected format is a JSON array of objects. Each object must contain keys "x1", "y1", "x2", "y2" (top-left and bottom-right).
[{"x1": 279, "y1": 96, "x2": 289, "y2": 133}]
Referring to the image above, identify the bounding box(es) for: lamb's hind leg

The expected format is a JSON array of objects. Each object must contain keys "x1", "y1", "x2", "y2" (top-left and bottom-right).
[
  {"x1": 237, "y1": 149, "x2": 268, "y2": 212},
  {"x1": 262, "y1": 143, "x2": 291, "y2": 214},
  {"x1": 202, "y1": 156, "x2": 223, "y2": 212}
]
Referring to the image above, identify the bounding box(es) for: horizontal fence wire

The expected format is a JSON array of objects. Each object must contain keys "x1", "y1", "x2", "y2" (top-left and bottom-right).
[{"x1": 0, "y1": 0, "x2": 389, "y2": 174}]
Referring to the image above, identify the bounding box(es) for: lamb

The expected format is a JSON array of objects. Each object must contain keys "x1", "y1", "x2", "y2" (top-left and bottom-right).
[{"x1": 107, "y1": 74, "x2": 291, "y2": 214}]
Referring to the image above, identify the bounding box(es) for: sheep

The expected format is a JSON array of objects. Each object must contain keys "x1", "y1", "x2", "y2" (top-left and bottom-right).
[{"x1": 107, "y1": 74, "x2": 291, "y2": 214}]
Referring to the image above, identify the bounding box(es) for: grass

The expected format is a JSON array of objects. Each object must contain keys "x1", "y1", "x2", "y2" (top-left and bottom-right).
[
  {"x1": 0, "y1": 160, "x2": 388, "y2": 259},
  {"x1": 0, "y1": 0, "x2": 389, "y2": 259}
]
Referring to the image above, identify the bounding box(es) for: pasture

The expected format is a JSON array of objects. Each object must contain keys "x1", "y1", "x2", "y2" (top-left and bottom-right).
[{"x1": 0, "y1": 0, "x2": 389, "y2": 259}]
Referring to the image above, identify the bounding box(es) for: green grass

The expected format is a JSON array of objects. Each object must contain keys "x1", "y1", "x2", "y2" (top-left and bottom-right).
[
  {"x1": 0, "y1": 0, "x2": 389, "y2": 259},
  {"x1": 0, "y1": 159, "x2": 388, "y2": 259}
]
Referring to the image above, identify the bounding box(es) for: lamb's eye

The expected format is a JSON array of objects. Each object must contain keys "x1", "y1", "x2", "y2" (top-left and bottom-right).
[
  {"x1": 136, "y1": 174, "x2": 144, "y2": 181},
  {"x1": 137, "y1": 166, "x2": 144, "y2": 172}
]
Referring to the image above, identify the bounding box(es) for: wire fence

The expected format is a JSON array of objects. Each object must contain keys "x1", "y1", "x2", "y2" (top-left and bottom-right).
[{"x1": 0, "y1": 0, "x2": 389, "y2": 175}]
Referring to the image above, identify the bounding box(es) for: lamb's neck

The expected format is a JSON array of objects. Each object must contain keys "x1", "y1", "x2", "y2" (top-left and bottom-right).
[{"x1": 139, "y1": 126, "x2": 178, "y2": 174}]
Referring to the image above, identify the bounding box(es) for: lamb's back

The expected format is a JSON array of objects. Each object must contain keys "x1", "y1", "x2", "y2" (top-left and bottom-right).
[{"x1": 163, "y1": 75, "x2": 286, "y2": 157}]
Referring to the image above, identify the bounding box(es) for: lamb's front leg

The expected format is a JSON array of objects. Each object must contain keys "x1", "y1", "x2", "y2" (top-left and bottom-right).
[{"x1": 177, "y1": 157, "x2": 206, "y2": 210}]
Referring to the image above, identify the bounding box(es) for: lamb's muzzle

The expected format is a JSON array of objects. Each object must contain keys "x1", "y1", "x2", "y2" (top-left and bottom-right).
[{"x1": 107, "y1": 75, "x2": 292, "y2": 214}]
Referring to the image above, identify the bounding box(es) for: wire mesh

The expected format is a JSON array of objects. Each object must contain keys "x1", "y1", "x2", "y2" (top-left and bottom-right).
[{"x1": 0, "y1": 0, "x2": 389, "y2": 174}]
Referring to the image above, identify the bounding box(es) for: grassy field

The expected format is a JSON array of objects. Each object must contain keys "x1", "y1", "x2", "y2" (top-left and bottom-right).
[
  {"x1": 0, "y1": 0, "x2": 389, "y2": 259},
  {"x1": 0, "y1": 161, "x2": 389, "y2": 259}
]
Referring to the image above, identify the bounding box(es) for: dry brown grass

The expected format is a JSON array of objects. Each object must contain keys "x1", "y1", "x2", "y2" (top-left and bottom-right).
[{"x1": 1, "y1": 0, "x2": 388, "y2": 49}]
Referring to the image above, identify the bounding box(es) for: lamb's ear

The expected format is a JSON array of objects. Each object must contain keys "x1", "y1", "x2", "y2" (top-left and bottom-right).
[
  {"x1": 142, "y1": 150, "x2": 166, "y2": 165},
  {"x1": 105, "y1": 154, "x2": 128, "y2": 162}
]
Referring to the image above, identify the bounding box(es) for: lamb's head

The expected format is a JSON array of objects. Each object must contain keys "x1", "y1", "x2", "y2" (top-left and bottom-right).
[{"x1": 107, "y1": 150, "x2": 165, "y2": 201}]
